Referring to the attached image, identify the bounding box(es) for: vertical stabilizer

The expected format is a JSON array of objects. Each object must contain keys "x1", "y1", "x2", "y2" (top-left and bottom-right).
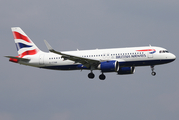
[{"x1": 11, "y1": 27, "x2": 41, "y2": 58}]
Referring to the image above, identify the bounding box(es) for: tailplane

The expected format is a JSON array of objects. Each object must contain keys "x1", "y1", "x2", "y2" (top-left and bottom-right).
[{"x1": 11, "y1": 27, "x2": 41, "y2": 58}]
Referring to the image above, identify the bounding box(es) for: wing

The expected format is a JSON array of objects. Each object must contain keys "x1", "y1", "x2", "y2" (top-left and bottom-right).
[{"x1": 44, "y1": 40, "x2": 100, "y2": 68}]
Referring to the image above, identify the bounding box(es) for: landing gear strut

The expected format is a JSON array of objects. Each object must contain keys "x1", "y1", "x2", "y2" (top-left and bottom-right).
[
  {"x1": 151, "y1": 65, "x2": 156, "y2": 76},
  {"x1": 88, "y1": 66, "x2": 95, "y2": 79},
  {"x1": 99, "y1": 73, "x2": 106, "y2": 80},
  {"x1": 88, "y1": 72, "x2": 95, "y2": 79}
]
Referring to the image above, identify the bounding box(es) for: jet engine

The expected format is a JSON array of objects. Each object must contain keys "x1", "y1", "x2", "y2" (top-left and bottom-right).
[
  {"x1": 98, "y1": 60, "x2": 119, "y2": 72},
  {"x1": 117, "y1": 66, "x2": 135, "y2": 75}
]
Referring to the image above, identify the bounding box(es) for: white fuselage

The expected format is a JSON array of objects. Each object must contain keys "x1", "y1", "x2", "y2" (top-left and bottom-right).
[{"x1": 20, "y1": 46, "x2": 176, "y2": 70}]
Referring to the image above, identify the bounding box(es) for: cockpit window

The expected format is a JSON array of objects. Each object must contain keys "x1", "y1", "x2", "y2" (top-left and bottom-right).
[{"x1": 159, "y1": 50, "x2": 169, "y2": 53}]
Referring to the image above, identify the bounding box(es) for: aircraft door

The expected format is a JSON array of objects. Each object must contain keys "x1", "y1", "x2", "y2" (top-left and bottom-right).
[
  {"x1": 39, "y1": 55, "x2": 44, "y2": 65},
  {"x1": 148, "y1": 52, "x2": 153, "y2": 58}
]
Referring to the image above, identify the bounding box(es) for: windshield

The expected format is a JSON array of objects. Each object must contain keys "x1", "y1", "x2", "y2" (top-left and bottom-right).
[{"x1": 159, "y1": 50, "x2": 169, "y2": 53}]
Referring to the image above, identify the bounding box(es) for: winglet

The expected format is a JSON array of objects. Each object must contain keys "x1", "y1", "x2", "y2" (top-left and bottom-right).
[
  {"x1": 44, "y1": 40, "x2": 54, "y2": 51},
  {"x1": 44, "y1": 40, "x2": 63, "y2": 55}
]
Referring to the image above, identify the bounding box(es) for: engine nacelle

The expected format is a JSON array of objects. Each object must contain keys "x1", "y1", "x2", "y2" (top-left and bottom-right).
[
  {"x1": 117, "y1": 67, "x2": 135, "y2": 75},
  {"x1": 98, "y1": 61, "x2": 119, "y2": 72}
]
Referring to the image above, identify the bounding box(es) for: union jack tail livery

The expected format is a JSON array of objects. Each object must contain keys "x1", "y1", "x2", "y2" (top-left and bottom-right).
[{"x1": 11, "y1": 27, "x2": 40, "y2": 58}]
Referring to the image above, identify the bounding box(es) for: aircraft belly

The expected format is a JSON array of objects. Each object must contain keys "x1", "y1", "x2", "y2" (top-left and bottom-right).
[{"x1": 119, "y1": 59, "x2": 174, "y2": 67}]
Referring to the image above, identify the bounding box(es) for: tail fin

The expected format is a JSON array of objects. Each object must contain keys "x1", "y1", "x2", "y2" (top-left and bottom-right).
[{"x1": 11, "y1": 27, "x2": 41, "y2": 58}]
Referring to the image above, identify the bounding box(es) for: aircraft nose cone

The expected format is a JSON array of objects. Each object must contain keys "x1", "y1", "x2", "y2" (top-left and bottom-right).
[{"x1": 170, "y1": 53, "x2": 176, "y2": 61}]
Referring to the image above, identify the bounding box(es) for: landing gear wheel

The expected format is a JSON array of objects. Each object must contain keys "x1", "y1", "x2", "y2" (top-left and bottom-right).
[
  {"x1": 151, "y1": 72, "x2": 156, "y2": 76},
  {"x1": 88, "y1": 73, "x2": 95, "y2": 79},
  {"x1": 150, "y1": 65, "x2": 156, "y2": 76},
  {"x1": 99, "y1": 74, "x2": 106, "y2": 80}
]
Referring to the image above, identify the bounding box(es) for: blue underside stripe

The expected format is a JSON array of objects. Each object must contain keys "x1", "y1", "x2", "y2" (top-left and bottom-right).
[{"x1": 41, "y1": 59, "x2": 175, "y2": 70}]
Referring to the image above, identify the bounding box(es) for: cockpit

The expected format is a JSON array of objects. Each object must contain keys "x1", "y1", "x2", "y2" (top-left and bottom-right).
[{"x1": 159, "y1": 50, "x2": 169, "y2": 53}]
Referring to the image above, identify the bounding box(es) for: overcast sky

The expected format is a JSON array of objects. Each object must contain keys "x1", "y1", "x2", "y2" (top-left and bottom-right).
[{"x1": 0, "y1": 0, "x2": 179, "y2": 120}]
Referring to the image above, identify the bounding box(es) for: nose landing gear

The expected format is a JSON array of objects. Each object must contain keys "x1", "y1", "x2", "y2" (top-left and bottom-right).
[
  {"x1": 151, "y1": 65, "x2": 156, "y2": 76},
  {"x1": 151, "y1": 71, "x2": 156, "y2": 76}
]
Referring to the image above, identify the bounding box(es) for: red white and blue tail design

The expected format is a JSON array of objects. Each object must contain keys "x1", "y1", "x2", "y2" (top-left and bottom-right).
[{"x1": 11, "y1": 27, "x2": 40, "y2": 58}]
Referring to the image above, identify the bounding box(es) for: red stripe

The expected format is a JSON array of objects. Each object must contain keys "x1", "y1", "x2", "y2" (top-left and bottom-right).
[
  {"x1": 9, "y1": 58, "x2": 19, "y2": 63},
  {"x1": 19, "y1": 49, "x2": 39, "y2": 58},
  {"x1": 136, "y1": 49, "x2": 155, "y2": 51},
  {"x1": 12, "y1": 31, "x2": 31, "y2": 43}
]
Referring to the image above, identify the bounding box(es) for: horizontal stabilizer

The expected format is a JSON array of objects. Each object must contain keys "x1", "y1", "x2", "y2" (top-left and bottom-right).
[{"x1": 5, "y1": 56, "x2": 30, "y2": 62}]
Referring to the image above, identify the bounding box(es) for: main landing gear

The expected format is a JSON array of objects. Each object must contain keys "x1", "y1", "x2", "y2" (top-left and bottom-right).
[
  {"x1": 151, "y1": 65, "x2": 156, "y2": 76},
  {"x1": 88, "y1": 72, "x2": 95, "y2": 79},
  {"x1": 99, "y1": 73, "x2": 106, "y2": 80},
  {"x1": 88, "y1": 72, "x2": 106, "y2": 80}
]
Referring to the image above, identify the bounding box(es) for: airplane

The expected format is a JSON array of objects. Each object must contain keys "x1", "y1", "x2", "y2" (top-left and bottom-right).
[{"x1": 5, "y1": 27, "x2": 176, "y2": 80}]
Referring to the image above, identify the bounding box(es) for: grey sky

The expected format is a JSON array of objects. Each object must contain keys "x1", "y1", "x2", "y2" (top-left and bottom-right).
[{"x1": 1, "y1": 0, "x2": 179, "y2": 120}]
